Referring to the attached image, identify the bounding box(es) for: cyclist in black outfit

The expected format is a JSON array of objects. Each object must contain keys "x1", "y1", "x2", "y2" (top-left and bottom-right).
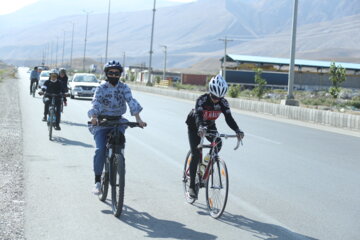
[
  {"x1": 58, "y1": 68, "x2": 68, "y2": 106},
  {"x1": 39, "y1": 69, "x2": 66, "y2": 130},
  {"x1": 185, "y1": 74, "x2": 244, "y2": 199}
]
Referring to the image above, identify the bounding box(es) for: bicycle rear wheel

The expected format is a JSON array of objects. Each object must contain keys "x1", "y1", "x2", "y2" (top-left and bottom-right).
[
  {"x1": 183, "y1": 150, "x2": 197, "y2": 204},
  {"x1": 111, "y1": 153, "x2": 125, "y2": 217},
  {"x1": 32, "y1": 83, "x2": 36, "y2": 97},
  {"x1": 98, "y1": 160, "x2": 110, "y2": 202},
  {"x1": 205, "y1": 158, "x2": 229, "y2": 218},
  {"x1": 48, "y1": 113, "x2": 53, "y2": 141}
]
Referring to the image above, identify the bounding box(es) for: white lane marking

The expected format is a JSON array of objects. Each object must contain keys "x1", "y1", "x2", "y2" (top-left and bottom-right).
[
  {"x1": 246, "y1": 133, "x2": 282, "y2": 145},
  {"x1": 127, "y1": 133, "x2": 293, "y2": 232},
  {"x1": 126, "y1": 134, "x2": 182, "y2": 169}
]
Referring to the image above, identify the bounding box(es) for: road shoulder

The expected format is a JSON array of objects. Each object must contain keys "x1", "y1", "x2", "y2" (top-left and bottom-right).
[{"x1": 0, "y1": 77, "x2": 25, "y2": 240}]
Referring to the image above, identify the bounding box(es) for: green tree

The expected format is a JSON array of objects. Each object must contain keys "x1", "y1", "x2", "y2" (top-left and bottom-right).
[
  {"x1": 252, "y1": 68, "x2": 267, "y2": 99},
  {"x1": 228, "y1": 84, "x2": 241, "y2": 98},
  {"x1": 329, "y1": 62, "x2": 346, "y2": 98}
]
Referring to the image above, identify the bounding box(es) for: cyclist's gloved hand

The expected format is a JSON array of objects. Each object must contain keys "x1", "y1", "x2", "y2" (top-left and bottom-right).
[
  {"x1": 198, "y1": 126, "x2": 207, "y2": 137},
  {"x1": 236, "y1": 129, "x2": 244, "y2": 140}
]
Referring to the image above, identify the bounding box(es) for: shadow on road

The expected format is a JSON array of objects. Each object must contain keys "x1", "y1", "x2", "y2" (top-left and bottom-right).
[
  {"x1": 52, "y1": 136, "x2": 94, "y2": 148},
  {"x1": 218, "y1": 212, "x2": 318, "y2": 240},
  {"x1": 189, "y1": 202, "x2": 318, "y2": 240},
  {"x1": 101, "y1": 204, "x2": 217, "y2": 240},
  {"x1": 61, "y1": 120, "x2": 89, "y2": 128}
]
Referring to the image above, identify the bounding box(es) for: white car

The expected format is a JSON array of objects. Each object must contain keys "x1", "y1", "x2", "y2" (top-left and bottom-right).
[
  {"x1": 38, "y1": 70, "x2": 50, "y2": 88},
  {"x1": 69, "y1": 73, "x2": 99, "y2": 99}
]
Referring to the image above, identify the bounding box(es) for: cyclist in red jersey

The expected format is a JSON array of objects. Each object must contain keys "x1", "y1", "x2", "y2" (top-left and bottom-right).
[{"x1": 185, "y1": 74, "x2": 244, "y2": 199}]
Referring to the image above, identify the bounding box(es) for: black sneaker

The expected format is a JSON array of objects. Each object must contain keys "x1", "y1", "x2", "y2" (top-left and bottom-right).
[
  {"x1": 42, "y1": 116, "x2": 47, "y2": 122},
  {"x1": 54, "y1": 125, "x2": 61, "y2": 131},
  {"x1": 188, "y1": 187, "x2": 198, "y2": 199}
]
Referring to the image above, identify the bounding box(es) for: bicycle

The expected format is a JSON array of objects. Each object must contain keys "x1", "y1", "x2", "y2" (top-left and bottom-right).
[
  {"x1": 182, "y1": 130, "x2": 241, "y2": 218},
  {"x1": 42, "y1": 93, "x2": 63, "y2": 141},
  {"x1": 31, "y1": 81, "x2": 38, "y2": 97},
  {"x1": 89, "y1": 117, "x2": 143, "y2": 217}
]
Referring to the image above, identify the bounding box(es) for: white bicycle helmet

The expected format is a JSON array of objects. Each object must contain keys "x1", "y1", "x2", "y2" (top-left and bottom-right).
[
  {"x1": 209, "y1": 74, "x2": 228, "y2": 98},
  {"x1": 49, "y1": 69, "x2": 59, "y2": 75}
]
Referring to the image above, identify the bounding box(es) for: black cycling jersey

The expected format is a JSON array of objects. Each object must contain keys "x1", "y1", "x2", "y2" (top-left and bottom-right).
[
  {"x1": 185, "y1": 93, "x2": 240, "y2": 133},
  {"x1": 58, "y1": 75, "x2": 68, "y2": 91},
  {"x1": 42, "y1": 79, "x2": 65, "y2": 95}
]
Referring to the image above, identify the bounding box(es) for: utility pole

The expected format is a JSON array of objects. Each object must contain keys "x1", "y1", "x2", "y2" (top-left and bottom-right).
[
  {"x1": 147, "y1": 0, "x2": 156, "y2": 85},
  {"x1": 122, "y1": 52, "x2": 126, "y2": 68},
  {"x1": 55, "y1": 37, "x2": 58, "y2": 68},
  {"x1": 284, "y1": 0, "x2": 299, "y2": 106},
  {"x1": 70, "y1": 22, "x2": 74, "y2": 69},
  {"x1": 83, "y1": 10, "x2": 91, "y2": 72},
  {"x1": 219, "y1": 36, "x2": 233, "y2": 81},
  {"x1": 61, "y1": 30, "x2": 66, "y2": 67},
  {"x1": 160, "y1": 45, "x2": 167, "y2": 80},
  {"x1": 50, "y1": 41, "x2": 53, "y2": 67},
  {"x1": 104, "y1": 0, "x2": 111, "y2": 64}
]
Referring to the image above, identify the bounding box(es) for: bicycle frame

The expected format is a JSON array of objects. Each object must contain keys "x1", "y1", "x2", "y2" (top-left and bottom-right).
[{"x1": 198, "y1": 131, "x2": 241, "y2": 184}]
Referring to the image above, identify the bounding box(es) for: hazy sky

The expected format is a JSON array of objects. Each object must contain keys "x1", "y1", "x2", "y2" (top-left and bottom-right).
[{"x1": 0, "y1": 0, "x2": 197, "y2": 15}]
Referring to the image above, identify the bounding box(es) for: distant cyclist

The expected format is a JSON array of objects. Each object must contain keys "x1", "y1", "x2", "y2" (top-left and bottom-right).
[
  {"x1": 88, "y1": 60, "x2": 147, "y2": 195},
  {"x1": 29, "y1": 66, "x2": 40, "y2": 95},
  {"x1": 185, "y1": 74, "x2": 244, "y2": 199},
  {"x1": 39, "y1": 69, "x2": 66, "y2": 130},
  {"x1": 58, "y1": 68, "x2": 68, "y2": 106}
]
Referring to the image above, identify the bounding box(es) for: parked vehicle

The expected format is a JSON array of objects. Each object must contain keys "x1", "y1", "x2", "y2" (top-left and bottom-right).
[
  {"x1": 38, "y1": 70, "x2": 50, "y2": 88},
  {"x1": 68, "y1": 73, "x2": 99, "y2": 99}
]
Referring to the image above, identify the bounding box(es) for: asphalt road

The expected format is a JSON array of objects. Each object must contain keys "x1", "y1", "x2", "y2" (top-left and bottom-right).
[{"x1": 18, "y1": 68, "x2": 360, "y2": 240}]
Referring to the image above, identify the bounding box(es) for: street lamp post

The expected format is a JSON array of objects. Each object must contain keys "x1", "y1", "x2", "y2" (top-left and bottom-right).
[
  {"x1": 161, "y1": 45, "x2": 167, "y2": 81},
  {"x1": 55, "y1": 37, "x2": 58, "y2": 68},
  {"x1": 61, "y1": 30, "x2": 66, "y2": 67},
  {"x1": 70, "y1": 22, "x2": 74, "y2": 69},
  {"x1": 147, "y1": 0, "x2": 156, "y2": 85},
  {"x1": 83, "y1": 10, "x2": 91, "y2": 72},
  {"x1": 104, "y1": 0, "x2": 111, "y2": 64}
]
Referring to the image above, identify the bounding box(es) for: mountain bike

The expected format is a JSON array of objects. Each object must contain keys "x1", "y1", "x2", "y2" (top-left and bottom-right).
[
  {"x1": 89, "y1": 117, "x2": 143, "y2": 217},
  {"x1": 182, "y1": 130, "x2": 241, "y2": 218},
  {"x1": 43, "y1": 93, "x2": 63, "y2": 141}
]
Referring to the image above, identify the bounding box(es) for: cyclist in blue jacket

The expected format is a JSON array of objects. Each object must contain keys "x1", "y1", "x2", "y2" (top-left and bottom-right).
[{"x1": 88, "y1": 60, "x2": 146, "y2": 195}]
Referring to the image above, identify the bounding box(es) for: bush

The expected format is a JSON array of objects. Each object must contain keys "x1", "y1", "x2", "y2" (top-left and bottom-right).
[{"x1": 228, "y1": 84, "x2": 241, "y2": 98}]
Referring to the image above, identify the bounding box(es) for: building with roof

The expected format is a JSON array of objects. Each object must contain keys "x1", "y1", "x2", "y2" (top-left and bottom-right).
[{"x1": 221, "y1": 54, "x2": 360, "y2": 89}]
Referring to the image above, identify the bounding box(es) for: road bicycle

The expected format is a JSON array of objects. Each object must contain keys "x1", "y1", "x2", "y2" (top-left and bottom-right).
[
  {"x1": 182, "y1": 130, "x2": 241, "y2": 218},
  {"x1": 90, "y1": 117, "x2": 143, "y2": 217},
  {"x1": 43, "y1": 93, "x2": 63, "y2": 141}
]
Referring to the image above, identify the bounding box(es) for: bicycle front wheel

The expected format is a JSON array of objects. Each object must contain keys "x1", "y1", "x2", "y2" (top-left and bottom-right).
[
  {"x1": 111, "y1": 153, "x2": 125, "y2": 217},
  {"x1": 205, "y1": 158, "x2": 229, "y2": 218}
]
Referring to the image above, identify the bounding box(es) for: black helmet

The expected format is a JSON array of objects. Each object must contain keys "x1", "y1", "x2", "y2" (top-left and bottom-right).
[
  {"x1": 59, "y1": 68, "x2": 66, "y2": 74},
  {"x1": 103, "y1": 60, "x2": 123, "y2": 74}
]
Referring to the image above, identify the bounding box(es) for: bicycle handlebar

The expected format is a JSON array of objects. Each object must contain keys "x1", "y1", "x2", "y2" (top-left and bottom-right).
[
  {"x1": 197, "y1": 132, "x2": 242, "y2": 150},
  {"x1": 87, "y1": 119, "x2": 143, "y2": 128}
]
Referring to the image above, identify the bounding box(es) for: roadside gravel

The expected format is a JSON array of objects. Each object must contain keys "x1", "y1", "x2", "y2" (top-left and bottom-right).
[{"x1": 0, "y1": 77, "x2": 25, "y2": 240}]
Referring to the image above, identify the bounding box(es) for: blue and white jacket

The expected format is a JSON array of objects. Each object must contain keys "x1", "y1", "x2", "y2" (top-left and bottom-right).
[{"x1": 88, "y1": 81, "x2": 143, "y2": 134}]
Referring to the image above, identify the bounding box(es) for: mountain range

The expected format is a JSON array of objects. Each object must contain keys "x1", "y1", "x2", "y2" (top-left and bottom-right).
[{"x1": 0, "y1": 0, "x2": 359, "y2": 71}]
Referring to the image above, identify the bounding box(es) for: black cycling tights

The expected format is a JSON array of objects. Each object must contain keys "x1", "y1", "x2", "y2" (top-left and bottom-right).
[{"x1": 187, "y1": 128, "x2": 222, "y2": 189}]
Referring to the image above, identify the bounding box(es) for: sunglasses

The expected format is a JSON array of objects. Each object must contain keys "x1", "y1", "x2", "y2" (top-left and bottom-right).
[
  {"x1": 210, "y1": 94, "x2": 220, "y2": 101},
  {"x1": 107, "y1": 71, "x2": 121, "y2": 77}
]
